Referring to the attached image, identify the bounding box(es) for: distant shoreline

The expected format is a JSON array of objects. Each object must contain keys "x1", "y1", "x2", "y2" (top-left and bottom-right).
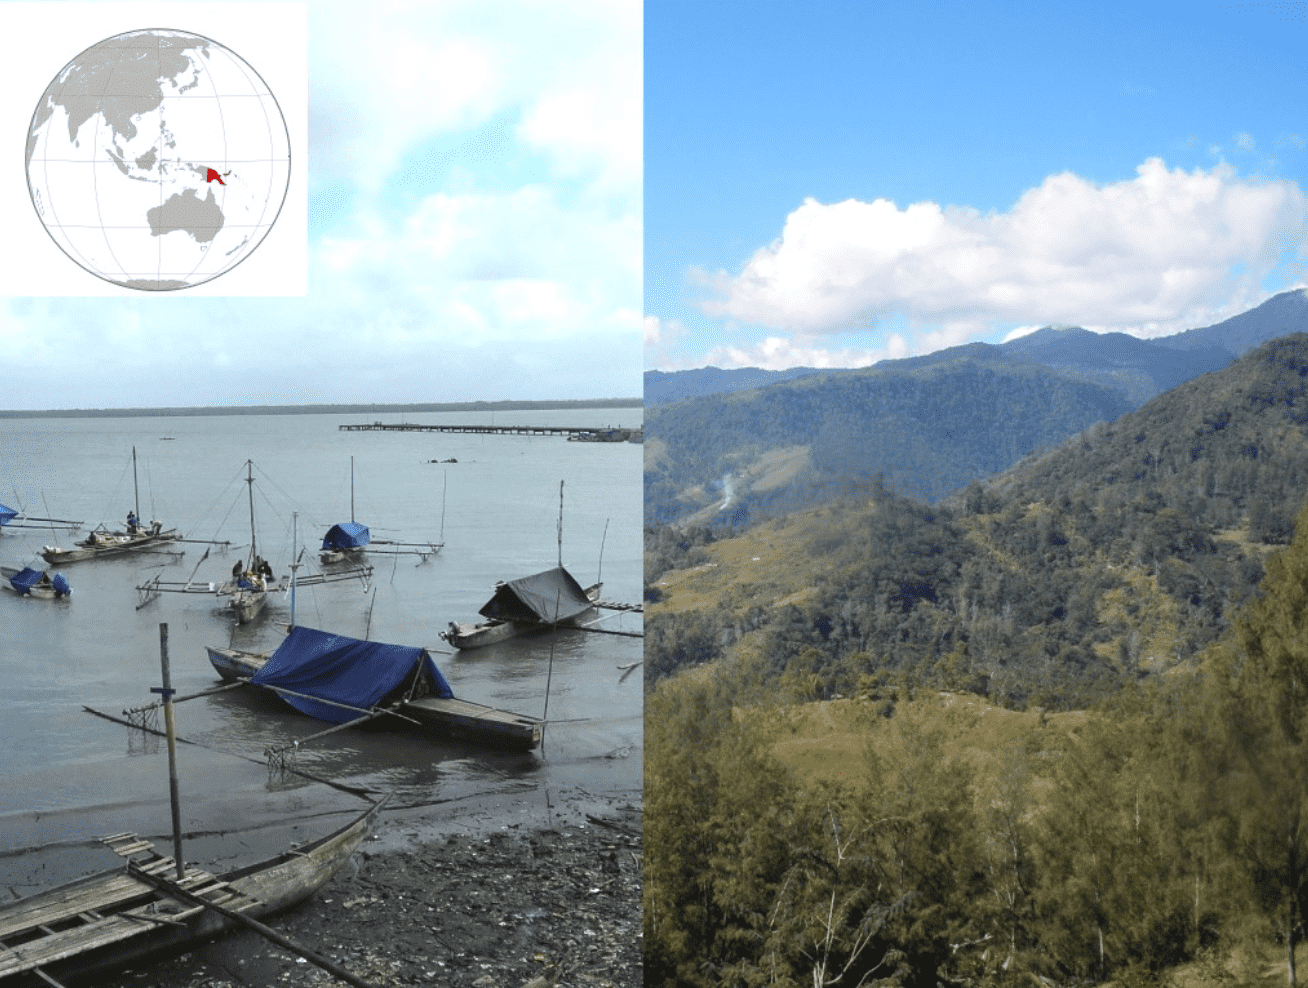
[{"x1": 0, "y1": 398, "x2": 643, "y2": 420}]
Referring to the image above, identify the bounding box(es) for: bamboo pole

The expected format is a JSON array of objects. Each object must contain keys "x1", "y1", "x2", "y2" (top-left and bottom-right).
[{"x1": 152, "y1": 623, "x2": 185, "y2": 880}]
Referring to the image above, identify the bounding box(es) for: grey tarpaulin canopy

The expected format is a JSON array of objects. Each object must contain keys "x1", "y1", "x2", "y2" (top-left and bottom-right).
[{"x1": 477, "y1": 566, "x2": 592, "y2": 624}]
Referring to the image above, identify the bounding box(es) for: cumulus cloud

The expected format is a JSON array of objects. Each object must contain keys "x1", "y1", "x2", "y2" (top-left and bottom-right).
[{"x1": 695, "y1": 158, "x2": 1308, "y2": 339}]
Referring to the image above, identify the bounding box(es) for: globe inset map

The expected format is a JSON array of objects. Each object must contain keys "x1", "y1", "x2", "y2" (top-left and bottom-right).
[{"x1": 25, "y1": 29, "x2": 290, "y2": 291}]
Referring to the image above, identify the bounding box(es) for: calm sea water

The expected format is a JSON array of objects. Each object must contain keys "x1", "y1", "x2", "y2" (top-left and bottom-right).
[{"x1": 0, "y1": 408, "x2": 642, "y2": 890}]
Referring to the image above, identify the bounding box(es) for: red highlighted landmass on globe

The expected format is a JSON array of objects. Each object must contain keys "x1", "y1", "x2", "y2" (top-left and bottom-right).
[{"x1": 205, "y1": 168, "x2": 227, "y2": 185}]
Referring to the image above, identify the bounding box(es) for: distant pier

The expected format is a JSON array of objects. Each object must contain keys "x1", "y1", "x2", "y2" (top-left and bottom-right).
[{"x1": 339, "y1": 422, "x2": 642, "y2": 442}]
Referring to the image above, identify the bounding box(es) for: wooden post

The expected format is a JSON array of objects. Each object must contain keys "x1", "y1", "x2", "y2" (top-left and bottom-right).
[{"x1": 153, "y1": 623, "x2": 185, "y2": 880}]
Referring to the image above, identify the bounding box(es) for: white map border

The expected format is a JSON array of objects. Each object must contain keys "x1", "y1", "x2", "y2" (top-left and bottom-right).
[{"x1": 1, "y1": 2, "x2": 307, "y2": 297}]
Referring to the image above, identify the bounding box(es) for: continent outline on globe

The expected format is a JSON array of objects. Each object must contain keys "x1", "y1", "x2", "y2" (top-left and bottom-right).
[{"x1": 25, "y1": 27, "x2": 291, "y2": 291}]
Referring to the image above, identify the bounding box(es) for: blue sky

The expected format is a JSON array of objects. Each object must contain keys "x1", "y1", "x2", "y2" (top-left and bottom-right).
[
  {"x1": 0, "y1": 0, "x2": 640, "y2": 409},
  {"x1": 646, "y1": 1, "x2": 1308, "y2": 370}
]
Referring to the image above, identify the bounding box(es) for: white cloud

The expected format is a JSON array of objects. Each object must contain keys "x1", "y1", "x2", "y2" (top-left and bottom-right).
[
  {"x1": 1235, "y1": 131, "x2": 1256, "y2": 152},
  {"x1": 310, "y1": 0, "x2": 640, "y2": 198},
  {"x1": 0, "y1": 0, "x2": 643, "y2": 408},
  {"x1": 315, "y1": 181, "x2": 639, "y2": 346},
  {"x1": 695, "y1": 158, "x2": 1308, "y2": 340},
  {"x1": 1001, "y1": 325, "x2": 1044, "y2": 343},
  {"x1": 697, "y1": 335, "x2": 901, "y2": 372}
]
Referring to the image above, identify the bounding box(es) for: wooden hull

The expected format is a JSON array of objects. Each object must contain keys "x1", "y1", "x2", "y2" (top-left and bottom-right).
[
  {"x1": 0, "y1": 799, "x2": 383, "y2": 985},
  {"x1": 401, "y1": 696, "x2": 542, "y2": 752},
  {"x1": 40, "y1": 529, "x2": 178, "y2": 566},
  {"x1": 227, "y1": 588, "x2": 267, "y2": 625},
  {"x1": 205, "y1": 645, "x2": 540, "y2": 751},
  {"x1": 319, "y1": 546, "x2": 365, "y2": 566}
]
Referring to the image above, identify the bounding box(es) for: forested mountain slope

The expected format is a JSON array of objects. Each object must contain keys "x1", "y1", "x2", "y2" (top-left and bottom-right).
[
  {"x1": 646, "y1": 290, "x2": 1308, "y2": 526},
  {"x1": 646, "y1": 335, "x2": 1308, "y2": 708},
  {"x1": 645, "y1": 350, "x2": 1133, "y2": 524}
]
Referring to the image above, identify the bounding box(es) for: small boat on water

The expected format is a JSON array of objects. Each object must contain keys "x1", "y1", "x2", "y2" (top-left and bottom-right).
[
  {"x1": 1, "y1": 566, "x2": 71, "y2": 599},
  {"x1": 320, "y1": 520, "x2": 370, "y2": 565},
  {"x1": 320, "y1": 459, "x2": 445, "y2": 565},
  {"x1": 0, "y1": 798, "x2": 383, "y2": 986},
  {"x1": 214, "y1": 460, "x2": 274, "y2": 625},
  {"x1": 440, "y1": 565, "x2": 600, "y2": 649},
  {"x1": 40, "y1": 448, "x2": 177, "y2": 566},
  {"x1": 207, "y1": 625, "x2": 542, "y2": 752}
]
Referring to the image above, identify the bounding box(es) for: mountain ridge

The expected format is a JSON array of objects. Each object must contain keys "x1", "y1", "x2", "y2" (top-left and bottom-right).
[{"x1": 646, "y1": 290, "x2": 1308, "y2": 525}]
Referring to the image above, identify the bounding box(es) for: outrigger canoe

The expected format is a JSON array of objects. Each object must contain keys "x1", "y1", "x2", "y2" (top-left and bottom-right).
[
  {"x1": 40, "y1": 522, "x2": 177, "y2": 566},
  {"x1": 0, "y1": 797, "x2": 384, "y2": 986}
]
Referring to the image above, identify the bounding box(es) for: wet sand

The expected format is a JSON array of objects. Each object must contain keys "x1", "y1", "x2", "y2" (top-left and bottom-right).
[{"x1": 95, "y1": 790, "x2": 642, "y2": 988}]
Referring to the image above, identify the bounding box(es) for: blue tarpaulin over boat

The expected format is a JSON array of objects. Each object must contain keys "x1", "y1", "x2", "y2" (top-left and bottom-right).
[
  {"x1": 251, "y1": 626, "x2": 452, "y2": 724},
  {"x1": 9, "y1": 567, "x2": 42, "y2": 593},
  {"x1": 322, "y1": 521, "x2": 370, "y2": 551},
  {"x1": 9, "y1": 567, "x2": 69, "y2": 596},
  {"x1": 478, "y1": 566, "x2": 593, "y2": 623},
  {"x1": 0, "y1": 504, "x2": 16, "y2": 527}
]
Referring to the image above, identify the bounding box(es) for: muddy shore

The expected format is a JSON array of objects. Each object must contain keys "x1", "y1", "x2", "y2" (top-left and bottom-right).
[{"x1": 96, "y1": 794, "x2": 642, "y2": 988}]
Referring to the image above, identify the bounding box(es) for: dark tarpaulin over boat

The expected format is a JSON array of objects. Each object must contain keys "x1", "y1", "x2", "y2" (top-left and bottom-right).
[
  {"x1": 0, "y1": 504, "x2": 16, "y2": 527},
  {"x1": 322, "y1": 521, "x2": 370, "y2": 551},
  {"x1": 477, "y1": 566, "x2": 593, "y2": 624},
  {"x1": 251, "y1": 626, "x2": 452, "y2": 724}
]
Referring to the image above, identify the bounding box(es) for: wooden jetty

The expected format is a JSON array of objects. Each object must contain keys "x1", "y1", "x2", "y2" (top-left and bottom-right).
[{"x1": 338, "y1": 422, "x2": 640, "y2": 441}]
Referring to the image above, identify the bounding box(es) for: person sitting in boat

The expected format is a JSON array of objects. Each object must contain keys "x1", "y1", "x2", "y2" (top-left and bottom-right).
[
  {"x1": 258, "y1": 557, "x2": 274, "y2": 580},
  {"x1": 126, "y1": 510, "x2": 139, "y2": 533},
  {"x1": 150, "y1": 518, "x2": 162, "y2": 536}
]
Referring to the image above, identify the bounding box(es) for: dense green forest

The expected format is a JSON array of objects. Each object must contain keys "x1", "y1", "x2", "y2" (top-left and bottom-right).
[{"x1": 645, "y1": 498, "x2": 1308, "y2": 988}]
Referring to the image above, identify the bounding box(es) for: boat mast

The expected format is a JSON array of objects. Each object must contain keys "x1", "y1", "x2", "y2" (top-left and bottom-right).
[
  {"x1": 132, "y1": 446, "x2": 140, "y2": 523},
  {"x1": 350, "y1": 456, "x2": 355, "y2": 523},
  {"x1": 290, "y1": 511, "x2": 298, "y2": 628},
  {"x1": 557, "y1": 480, "x2": 564, "y2": 569},
  {"x1": 246, "y1": 460, "x2": 256, "y2": 566}
]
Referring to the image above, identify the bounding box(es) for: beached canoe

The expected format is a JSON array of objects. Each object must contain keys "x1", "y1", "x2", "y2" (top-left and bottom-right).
[{"x1": 0, "y1": 797, "x2": 384, "y2": 985}]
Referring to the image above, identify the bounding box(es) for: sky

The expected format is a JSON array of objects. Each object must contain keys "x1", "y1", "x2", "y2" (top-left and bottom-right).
[
  {"x1": 0, "y1": 0, "x2": 641, "y2": 409},
  {"x1": 645, "y1": 1, "x2": 1308, "y2": 372}
]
